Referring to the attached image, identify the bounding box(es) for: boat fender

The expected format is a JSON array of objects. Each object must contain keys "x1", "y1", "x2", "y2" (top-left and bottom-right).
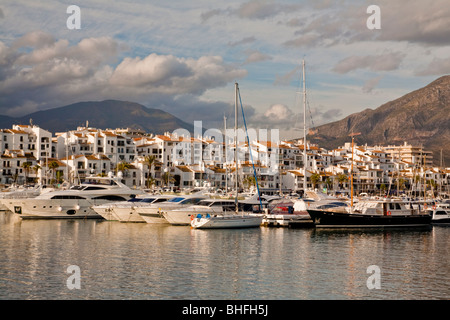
[
  {"x1": 75, "y1": 205, "x2": 80, "y2": 210},
  {"x1": 57, "y1": 206, "x2": 63, "y2": 212}
]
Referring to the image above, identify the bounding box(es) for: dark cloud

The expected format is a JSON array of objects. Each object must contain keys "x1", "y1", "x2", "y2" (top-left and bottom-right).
[
  {"x1": 201, "y1": 0, "x2": 302, "y2": 22},
  {"x1": 0, "y1": 32, "x2": 247, "y2": 117},
  {"x1": 227, "y1": 36, "x2": 256, "y2": 47},
  {"x1": 332, "y1": 52, "x2": 405, "y2": 74},
  {"x1": 281, "y1": 0, "x2": 450, "y2": 48}
]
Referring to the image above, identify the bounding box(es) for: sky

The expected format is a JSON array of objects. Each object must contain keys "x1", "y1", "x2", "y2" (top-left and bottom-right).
[{"x1": 1, "y1": 0, "x2": 449, "y2": 139}]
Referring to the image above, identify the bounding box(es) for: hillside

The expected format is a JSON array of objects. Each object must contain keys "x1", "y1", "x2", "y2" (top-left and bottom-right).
[
  {"x1": 308, "y1": 76, "x2": 450, "y2": 165},
  {"x1": 0, "y1": 100, "x2": 194, "y2": 134}
]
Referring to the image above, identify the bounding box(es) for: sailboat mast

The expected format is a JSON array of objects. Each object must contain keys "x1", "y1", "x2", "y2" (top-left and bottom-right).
[
  {"x1": 235, "y1": 82, "x2": 239, "y2": 213},
  {"x1": 351, "y1": 135, "x2": 354, "y2": 207},
  {"x1": 224, "y1": 114, "x2": 227, "y2": 193},
  {"x1": 302, "y1": 60, "x2": 307, "y2": 194}
]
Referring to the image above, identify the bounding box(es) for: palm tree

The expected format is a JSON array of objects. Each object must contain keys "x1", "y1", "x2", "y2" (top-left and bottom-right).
[
  {"x1": 21, "y1": 161, "x2": 32, "y2": 184},
  {"x1": 310, "y1": 173, "x2": 321, "y2": 190},
  {"x1": 143, "y1": 155, "x2": 157, "y2": 188},
  {"x1": 243, "y1": 176, "x2": 256, "y2": 191},
  {"x1": 48, "y1": 161, "x2": 59, "y2": 184},
  {"x1": 162, "y1": 171, "x2": 175, "y2": 188},
  {"x1": 337, "y1": 173, "x2": 348, "y2": 190},
  {"x1": 32, "y1": 164, "x2": 41, "y2": 183},
  {"x1": 116, "y1": 161, "x2": 132, "y2": 177}
]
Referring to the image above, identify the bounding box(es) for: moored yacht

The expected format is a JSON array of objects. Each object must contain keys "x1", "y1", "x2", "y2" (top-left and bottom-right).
[
  {"x1": 190, "y1": 212, "x2": 263, "y2": 229},
  {"x1": 0, "y1": 185, "x2": 51, "y2": 211},
  {"x1": 427, "y1": 202, "x2": 450, "y2": 225},
  {"x1": 264, "y1": 191, "x2": 347, "y2": 227},
  {"x1": 4, "y1": 176, "x2": 145, "y2": 219},
  {"x1": 167, "y1": 198, "x2": 236, "y2": 226},
  {"x1": 114, "y1": 194, "x2": 174, "y2": 223},
  {"x1": 307, "y1": 198, "x2": 432, "y2": 228},
  {"x1": 138, "y1": 193, "x2": 208, "y2": 225}
]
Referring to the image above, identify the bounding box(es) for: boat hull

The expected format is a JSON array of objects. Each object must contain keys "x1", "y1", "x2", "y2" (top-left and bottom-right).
[
  {"x1": 191, "y1": 214, "x2": 263, "y2": 229},
  {"x1": 307, "y1": 209, "x2": 432, "y2": 228},
  {"x1": 432, "y1": 217, "x2": 450, "y2": 225},
  {"x1": 263, "y1": 213, "x2": 312, "y2": 228},
  {"x1": 6, "y1": 198, "x2": 103, "y2": 219},
  {"x1": 113, "y1": 205, "x2": 146, "y2": 223}
]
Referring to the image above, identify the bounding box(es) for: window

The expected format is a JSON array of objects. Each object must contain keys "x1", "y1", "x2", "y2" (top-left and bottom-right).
[
  {"x1": 92, "y1": 195, "x2": 127, "y2": 201},
  {"x1": 83, "y1": 186, "x2": 106, "y2": 191},
  {"x1": 51, "y1": 195, "x2": 86, "y2": 199}
]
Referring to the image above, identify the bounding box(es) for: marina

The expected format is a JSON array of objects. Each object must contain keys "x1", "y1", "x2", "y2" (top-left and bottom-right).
[{"x1": 1, "y1": 210, "x2": 449, "y2": 300}]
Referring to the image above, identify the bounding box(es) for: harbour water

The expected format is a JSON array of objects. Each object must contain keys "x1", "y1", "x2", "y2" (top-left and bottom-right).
[{"x1": 1, "y1": 212, "x2": 449, "y2": 300}]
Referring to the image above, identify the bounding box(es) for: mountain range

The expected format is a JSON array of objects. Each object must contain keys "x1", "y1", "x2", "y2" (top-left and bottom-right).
[
  {"x1": 307, "y1": 75, "x2": 450, "y2": 166},
  {"x1": 0, "y1": 100, "x2": 194, "y2": 134},
  {"x1": 1, "y1": 76, "x2": 449, "y2": 165}
]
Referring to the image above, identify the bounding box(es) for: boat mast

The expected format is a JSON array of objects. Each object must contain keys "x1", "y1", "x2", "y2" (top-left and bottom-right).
[
  {"x1": 302, "y1": 60, "x2": 307, "y2": 195},
  {"x1": 235, "y1": 82, "x2": 239, "y2": 213},
  {"x1": 224, "y1": 114, "x2": 228, "y2": 193},
  {"x1": 351, "y1": 135, "x2": 354, "y2": 207}
]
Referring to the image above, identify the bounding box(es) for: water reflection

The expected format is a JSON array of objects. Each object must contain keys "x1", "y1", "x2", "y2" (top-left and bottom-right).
[{"x1": 1, "y1": 212, "x2": 449, "y2": 300}]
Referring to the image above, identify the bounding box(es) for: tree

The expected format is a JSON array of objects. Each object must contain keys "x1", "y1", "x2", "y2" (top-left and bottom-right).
[
  {"x1": 380, "y1": 183, "x2": 387, "y2": 195},
  {"x1": 116, "y1": 161, "x2": 132, "y2": 177},
  {"x1": 143, "y1": 155, "x2": 157, "y2": 189},
  {"x1": 310, "y1": 173, "x2": 321, "y2": 190},
  {"x1": 48, "y1": 161, "x2": 60, "y2": 184},
  {"x1": 21, "y1": 161, "x2": 32, "y2": 184},
  {"x1": 32, "y1": 164, "x2": 41, "y2": 183},
  {"x1": 337, "y1": 173, "x2": 348, "y2": 190},
  {"x1": 162, "y1": 171, "x2": 175, "y2": 188},
  {"x1": 243, "y1": 176, "x2": 256, "y2": 191}
]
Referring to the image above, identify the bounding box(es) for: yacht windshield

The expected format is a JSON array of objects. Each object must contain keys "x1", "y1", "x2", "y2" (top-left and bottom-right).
[
  {"x1": 167, "y1": 197, "x2": 185, "y2": 203},
  {"x1": 180, "y1": 198, "x2": 204, "y2": 205}
]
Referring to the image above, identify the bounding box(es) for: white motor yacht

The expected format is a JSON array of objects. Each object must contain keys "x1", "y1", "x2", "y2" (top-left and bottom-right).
[
  {"x1": 139, "y1": 193, "x2": 207, "y2": 225},
  {"x1": 427, "y1": 202, "x2": 450, "y2": 225},
  {"x1": 0, "y1": 185, "x2": 50, "y2": 211},
  {"x1": 168, "y1": 198, "x2": 236, "y2": 225},
  {"x1": 4, "y1": 176, "x2": 145, "y2": 219},
  {"x1": 191, "y1": 212, "x2": 263, "y2": 229},
  {"x1": 113, "y1": 195, "x2": 175, "y2": 223}
]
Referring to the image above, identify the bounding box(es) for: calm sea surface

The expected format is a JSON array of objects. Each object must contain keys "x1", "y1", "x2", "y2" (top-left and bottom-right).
[{"x1": 1, "y1": 212, "x2": 449, "y2": 300}]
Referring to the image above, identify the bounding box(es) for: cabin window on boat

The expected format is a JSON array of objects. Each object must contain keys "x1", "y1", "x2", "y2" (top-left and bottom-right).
[
  {"x1": 181, "y1": 198, "x2": 204, "y2": 205},
  {"x1": 83, "y1": 186, "x2": 107, "y2": 191},
  {"x1": 167, "y1": 197, "x2": 185, "y2": 203},
  {"x1": 436, "y1": 211, "x2": 447, "y2": 216},
  {"x1": 389, "y1": 203, "x2": 401, "y2": 210},
  {"x1": 51, "y1": 195, "x2": 86, "y2": 199},
  {"x1": 92, "y1": 195, "x2": 127, "y2": 201}
]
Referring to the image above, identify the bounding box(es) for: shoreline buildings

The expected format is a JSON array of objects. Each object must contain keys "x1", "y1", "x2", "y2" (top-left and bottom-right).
[{"x1": 0, "y1": 123, "x2": 449, "y2": 196}]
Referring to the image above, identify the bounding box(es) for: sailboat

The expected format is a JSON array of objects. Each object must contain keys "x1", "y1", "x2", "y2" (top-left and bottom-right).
[
  {"x1": 191, "y1": 83, "x2": 263, "y2": 229},
  {"x1": 307, "y1": 134, "x2": 432, "y2": 228}
]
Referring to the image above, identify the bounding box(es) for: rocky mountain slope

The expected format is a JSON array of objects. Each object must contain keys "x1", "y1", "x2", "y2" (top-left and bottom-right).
[{"x1": 308, "y1": 76, "x2": 450, "y2": 165}]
